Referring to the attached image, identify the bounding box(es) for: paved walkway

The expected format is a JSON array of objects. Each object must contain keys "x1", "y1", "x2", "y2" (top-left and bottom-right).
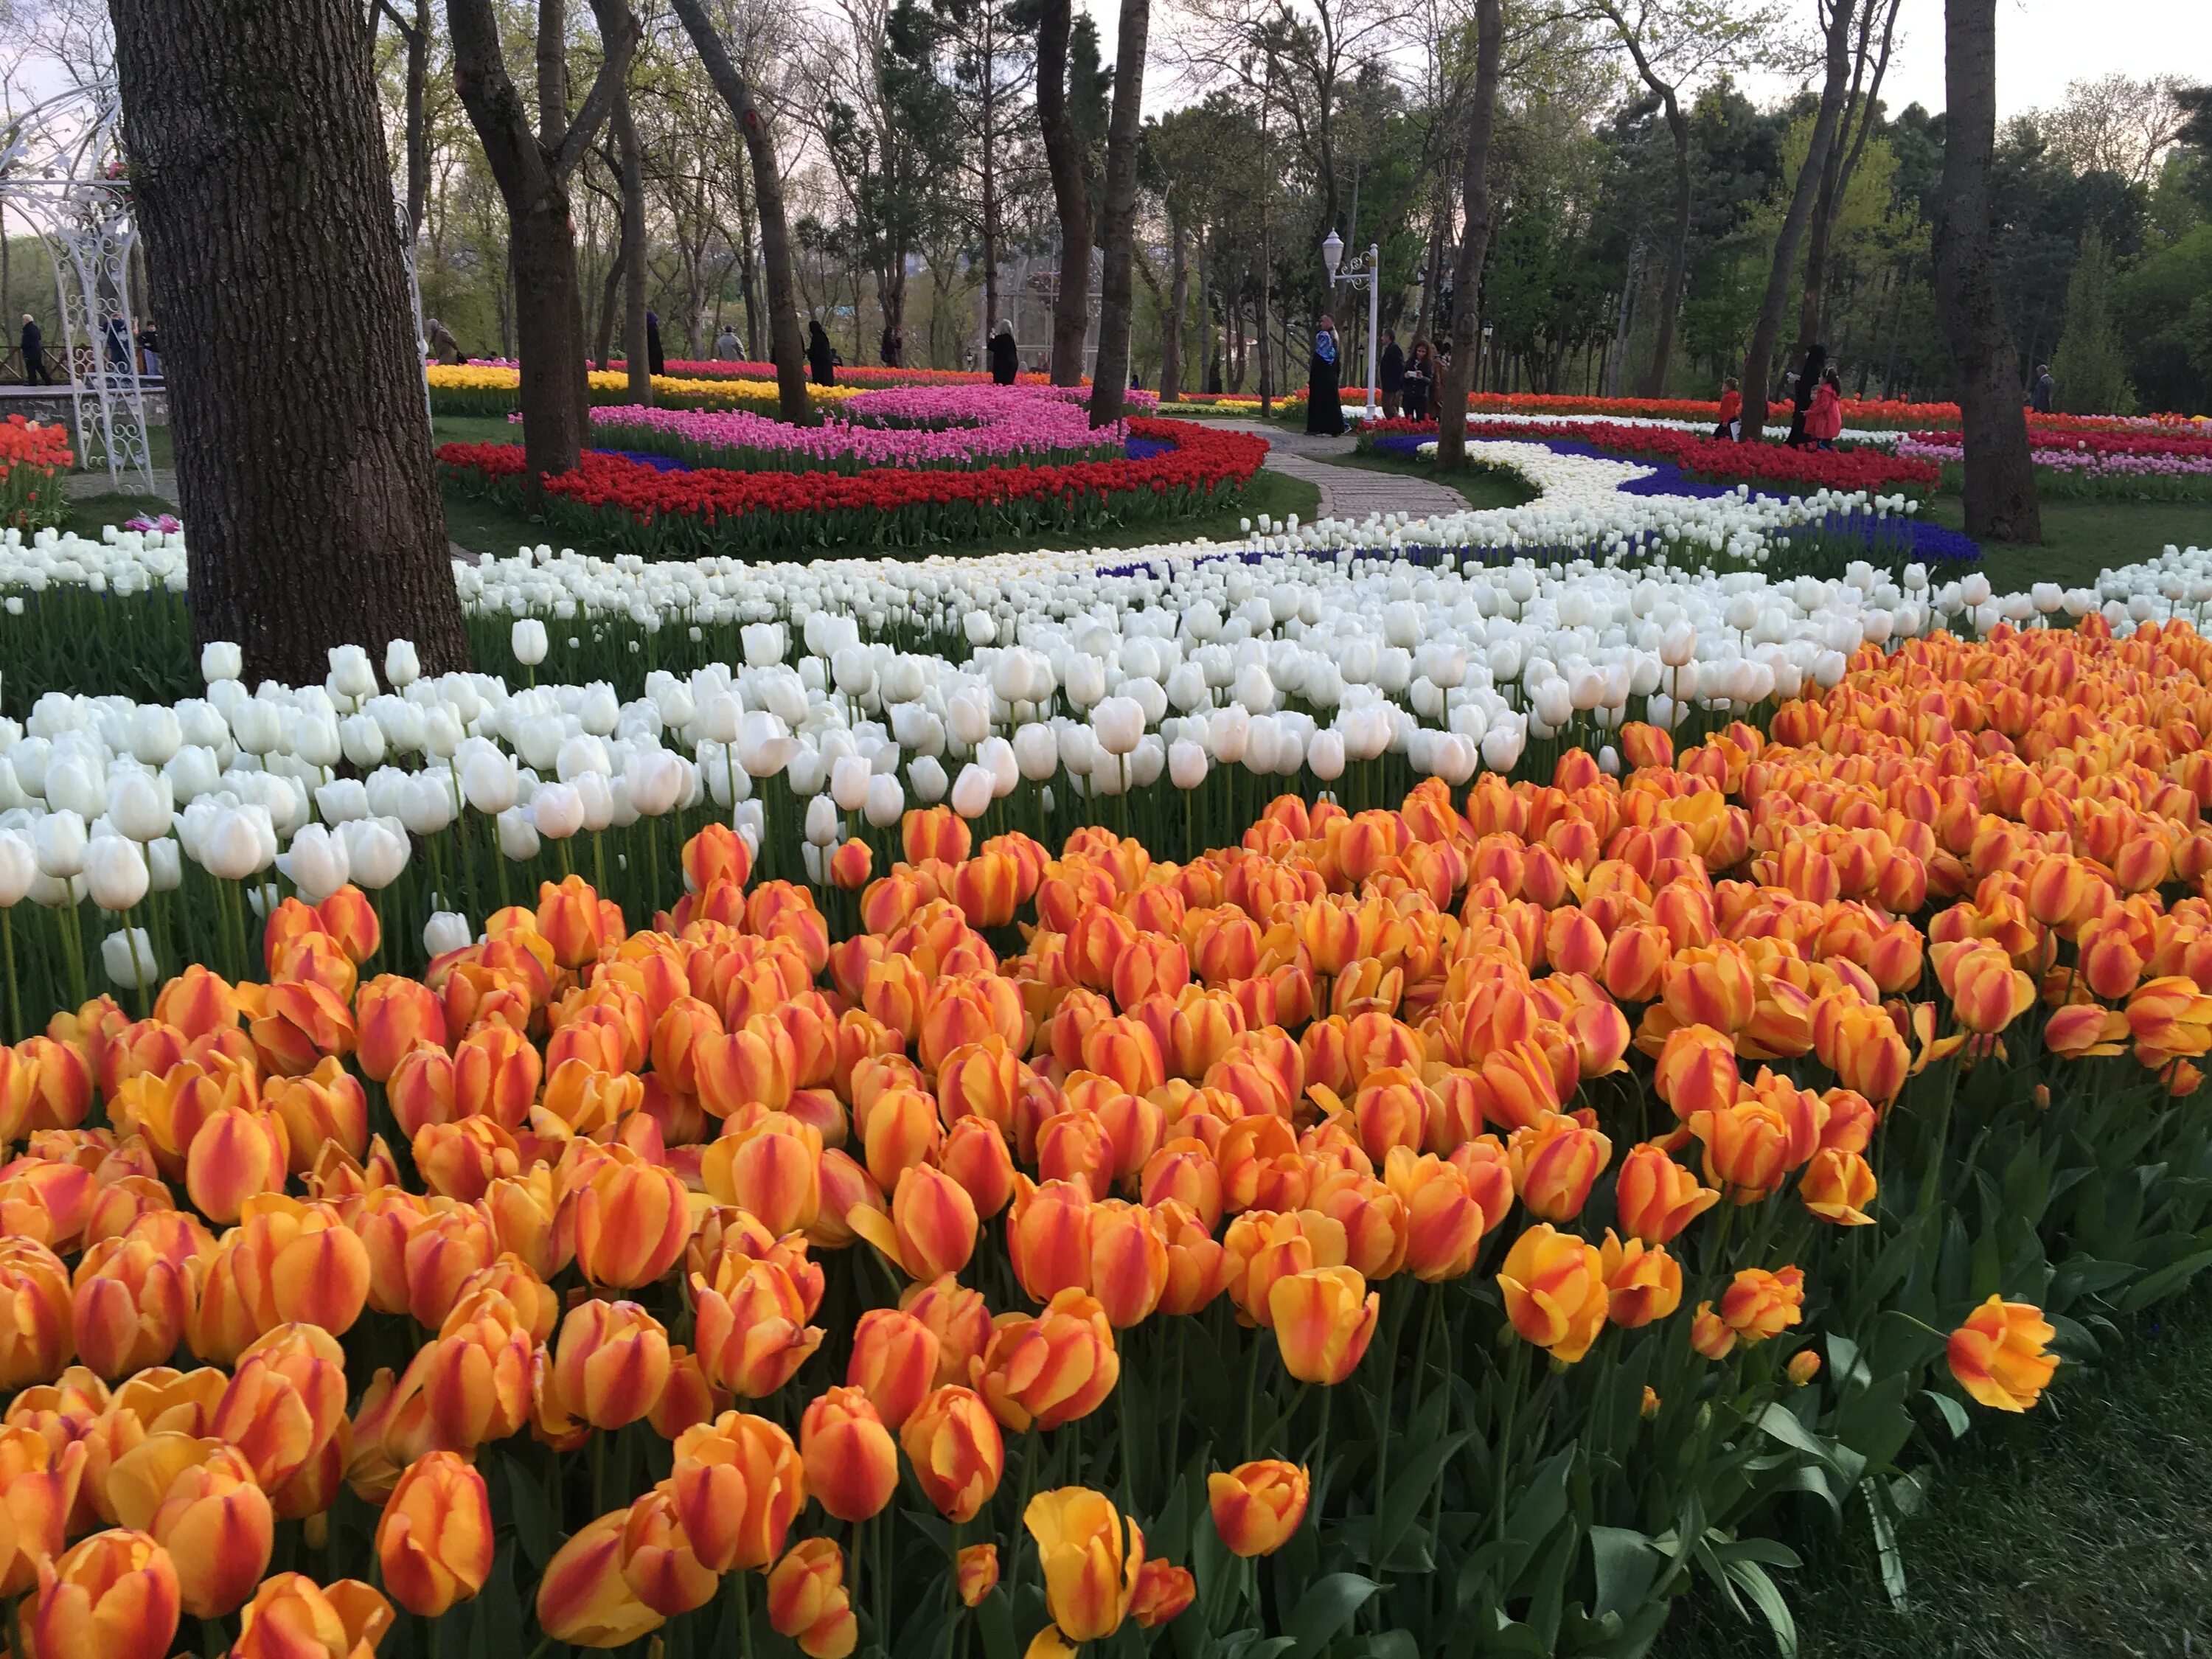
[
  {"x1": 66, "y1": 467, "x2": 178, "y2": 502},
  {"x1": 1218, "y1": 420, "x2": 1470, "y2": 525}
]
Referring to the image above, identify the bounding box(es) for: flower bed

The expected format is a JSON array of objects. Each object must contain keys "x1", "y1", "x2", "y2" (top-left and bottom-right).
[
  {"x1": 588, "y1": 387, "x2": 1148, "y2": 476},
  {"x1": 0, "y1": 415, "x2": 73, "y2": 534},
  {"x1": 1364, "y1": 417, "x2": 1941, "y2": 499},
  {"x1": 1899, "y1": 427, "x2": 2212, "y2": 501},
  {"x1": 426, "y1": 365, "x2": 871, "y2": 419},
  {"x1": 437, "y1": 418, "x2": 1267, "y2": 559},
  {"x1": 0, "y1": 607, "x2": 2204, "y2": 1657}
]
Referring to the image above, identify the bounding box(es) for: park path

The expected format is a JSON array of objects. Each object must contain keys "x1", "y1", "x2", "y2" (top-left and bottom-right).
[{"x1": 1217, "y1": 420, "x2": 1469, "y2": 524}]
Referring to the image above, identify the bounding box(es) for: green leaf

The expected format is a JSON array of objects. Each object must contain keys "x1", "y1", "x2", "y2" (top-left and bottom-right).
[
  {"x1": 1587, "y1": 1527, "x2": 1663, "y2": 1621},
  {"x1": 501, "y1": 1450, "x2": 554, "y2": 1571},
  {"x1": 1754, "y1": 1401, "x2": 1836, "y2": 1470},
  {"x1": 1281, "y1": 1572, "x2": 1381, "y2": 1655},
  {"x1": 1921, "y1": 1388, "x2": 1971, "y2": 1439},
  {"x1": 2118, "y1": 1246, "x2": 2212, "y2": 1311},
  {"x1": 1369, "y1": 1430, "x2": 1472, "y2": 1568},
  {"x1": 975, "y1": 1587, "x2": 1018, "y2": 1659},
  {"x1": 1722, "y1": 1559, "x2": 1799, "y2": 1659}
]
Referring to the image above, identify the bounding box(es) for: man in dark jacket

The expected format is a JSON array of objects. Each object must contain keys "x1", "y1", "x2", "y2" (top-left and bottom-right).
[
  {"x1": 2030, "y1": 365, "x2": 2053, "y2": 412},
  {"x1": 1377, "y1": 330, "x2": 1405, "y2": 418},
  {"x1": 987, "y1": 320, "x2": 1018, "y2": 385},
  {"x1": 19, "y1": 315, "x2": 52, "y2": 384}
]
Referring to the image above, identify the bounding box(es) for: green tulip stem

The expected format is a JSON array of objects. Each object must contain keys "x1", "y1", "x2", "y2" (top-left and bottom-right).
[
  {"x1": 2, "y1": 907, "x2": 19, "y2": 1042},
  {"x1": 122, "y1": 904, "x2": 150, "y2": 1019},
  {"x1": 731, "y1": 1564, "x2": 757, "y2": 1659}
]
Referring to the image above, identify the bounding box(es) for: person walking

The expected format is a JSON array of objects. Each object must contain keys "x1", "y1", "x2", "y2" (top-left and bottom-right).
[
  {"x1": 1377, "y1": 329, "x2": 1405, "y2": 418},
  {"x1": 2030, "y1": 364, "x2": 2053, "y2": 413},
  {"x1": 988, "y1": 319, "x2": 1018, "y2": 386},
  {"x1": 1714, "y1": 375, "x2": 1742, "y2": 441},
  {"x1": 880, "y1": 324, "x2": 904, "y2": 368},
  {"x1": 137, "y1": 319, "x2": 162, "y2": 378},
  {"x1": 1401, "y1": 339, "x2": 1435, "y2": 422},
  {"x1": 645, "y1": 310, "x2": 667, "y2": 376},
  {"x1": 1305, "y1": 313, "x2": 1345, "y2": 437},
  {"x1": 714, "y1": 324, "x2": 743, "y2": 361},
  {"x1": 104, "y1": 316, "x2": 133, "y2": 376},
  {"x1": 1804, "y1": 368, "x2": 1843, "y2": 450},
  {"x1": 19, "y1": 314, "x2": 52, "y2": 385},
  {"x1": 1784, "y1": 344, "x2": 1827, "y2": 448},
  {"x1": 807, "y1": 319, "x2": 836, "y2": 386}
]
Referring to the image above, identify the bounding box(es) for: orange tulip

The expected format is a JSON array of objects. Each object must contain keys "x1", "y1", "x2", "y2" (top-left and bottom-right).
[
  {"x1": 230, "y1": 1574, "x2": 393, "y2": 1659},
  {"x1": 553, "y1": 1300, "x2": 672, "y2": 1430},
  {"x1": 1496, "y1": 1223, "x2": 1607, "y2": 1363},
  {"x1": 1934, "y1": 940, "x2": 2036, "y2": 1034},
  {"x1": 183, "y1": 1106, "x2": 288, "y2": 1225},
  {"x1": 1130, "y1": 1559, "x2": 1195, "y2": 1628},
  {"x1": 375, "y1": 1451, "x2": 493, "y2": 1617},
  {"x1": 536, "y1": 1509, "x2": 666, "y2": 1648},
  {"x1": 0, "y1": 1239, "x2": 73, "y2": 1390},
  {"x1": 1024, "y1": 1486, "x2": 1142, "y2": 1644},
  {"x1": 1947, "y1": 1295, "x2": 2058, "y2": 1411},
  {"x1": 209, "y1": 1324, "x2": 347, "y2": 1506},
  {"x1": 69, "y1": 1237, "x2": 191, "y2": 1380},
  {"x1": 799, "y1": 1385, "x2": 897, "y2": 1523},
  {"x1": 972, "y1": 1289, "x2": 1119, "y2": 1432},
  {"x1": 692, "y1": 1257, "x2": 824, "y2": 1399},
  {"x1": 537, "y1": 874, "x2": 609, "y2": 969},
  {"x1": 898, "y1": 1384, "x2": 1004, "y2": 1523},
  {"x1": 616, "y1": 1489, "x2": 717, "y2": 1618},
  {"x1": 956, "y1": 1543, "x2": 998, "y2": 1607},
  {"x1": 1088, "y1": 1201, "x2": 1169, "y2": 1328},
  {"x1": 844, "y1": 1308, "x2": 939, "y2": 1430},
  {"x1": 667, "y1": 1411, "x2": 805, "y2": 1573},
  {"x1": 849, "y1": 1164, "x2": 978, "y2": 1283},
  {"x1": 939, "y1": 1116, "x2": 1017, "y2": 1219},
  {"x1": 352, "y1": 975, "x2": 443, "y2": 1084},
  {"x1": 1506, "y1": 1111, "x2": 1612, "y2": 1222},
  {"x1": 1611, "y1": 1143, "x2": 1719, "y2": 1245},
  {"x1": 1717, "y1": 1267, "x2": 1804, "y2": 1344},
  {"x1": 766, "y1": 1537, "x2": 858, "y2": 1659},
  {"x1": 1652, "y1": 1024, "x2": 1739, "y2": 1120},
  {"x1": 1206, "y1": 1458, "x2": 1309, "y2": 1557},
  {"x1": 261, "y1": 1057, "x2": 369, "y2": 1172},
  {"x1": 21, "y1": 1527, "x2": 181, "y2": 1659},
  {"x1": 573, "y1": 1155, "x2": 692, "y2": 1290},
  {"x1": 107, "y1": 1436, "x2": 268, "y2": 1616},
  {"x1": 1787, "y1": 1350, "x2": 1822, "y2": 1385},
  {"x1": 1798, "y1": 1147, "x2": 1877, "y2": 1225},
  {"x1": 1598, "y1": 1232, "x2": 1680, "y2": 1328},
  {"x1": 380, "y1": 1290, "x2": 534, "y2": 1459},
  {"x1": 900, "y1": 1275, "x2": 993, "y2": 1388},
  {"x1": 1267, "y1": 1266, "x2": 1379, "y2": 1384},
  {"x1": 0, "y1": 1427, "x2": 86, "y2": 1593}
]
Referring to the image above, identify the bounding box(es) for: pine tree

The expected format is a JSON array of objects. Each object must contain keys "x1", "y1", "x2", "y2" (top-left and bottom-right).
[{"x1": 2051, "y1": 230, "x2": 2138, "y2": 415}]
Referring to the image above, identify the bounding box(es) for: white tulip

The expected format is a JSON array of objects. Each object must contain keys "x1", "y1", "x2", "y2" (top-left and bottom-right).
[
  {"x1": 101, "y1": 927, "x2": 159, "y2": 990},
  {"x1": 276, "y1": 824, "x2": 349, "y2": 903},
  {"x1": 108, "y1": 771, "x2": 173, "y2": 841},
  {"x1": 201, "y1": 641, "x2": 243, "y2": 684},
  {"x1": 0, "y1": 831, "x2": 36, "y2": 906},
  {"x1": 147, "y1": 837, "x2": 182, "y2": 892},
  {"x1": 386, "y1": 639, "x2": 422, "y2": 688},
  {"x1": 908, "y1": 754, "x2": 948, "y2": 804},
  {"x1": 338, "y1": 817, "x2": 409, "y2": 888},
  {"x1": 830, "y1": 754, "x2": 872, "y2": 813},
  {"x1": 32, "y1": 810, "x2": 86, "y2": 878},
  {"x1": 130, "y1": 706, "x2": 182, "y2": 766},
  {"x1": 402, "y1": 772, "x2": 456, "y2": 835},
  {"x1": 532, "y1": 781, "x2": 585, "y2": 839},
  {"x1": 512, "y1": 619, "x2": 549, "y2": 665},
  {"x1": 424, "y1": 911, "x2": 473, "y2": 956},
  {"x1": 950, "y1": 762, "x2": 994, "y2": 818},
  {"x1": 572, "y1": 770, "x2": 615, "y2": 832},
  {"x1": 1092, "y1": 697, "x2": 1144, "y2": 756},
  {"x1": 461, "y1": 748, "x2": 518, "y2": 813},
  {"x1": 495, "y1": 806, "x2": 540, "y2": 860},
  {"x1": 203, "y1": 807, "x2": 274, "y2": 879},
  {"x1": 864, "y1": 772, "x2": 905, "y2": 828},
  {"x1": 327, "y1": 644, "x2": 378, "y2": 703},
  {"x1": 85, "y1": 835, "x2": 150, "y2": 911}
]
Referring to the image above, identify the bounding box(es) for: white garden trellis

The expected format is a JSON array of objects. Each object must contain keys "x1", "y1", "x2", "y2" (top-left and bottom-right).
[{"x1": 0, "y1": 75, "x2": 156, "y2": 493}]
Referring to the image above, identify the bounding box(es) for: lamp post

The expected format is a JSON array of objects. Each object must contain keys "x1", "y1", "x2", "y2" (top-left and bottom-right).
[{"x1": 1321, "y1": 230, "x2": 1381, "y2": 422}]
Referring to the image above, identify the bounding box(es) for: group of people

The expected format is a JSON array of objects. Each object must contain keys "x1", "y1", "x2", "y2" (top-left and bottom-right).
[
  {"x1": 1306, "y1": 321, "x2": 1445, "y2": 436},
  {"x1": 1701, "y1": 345, "x2": 1846, "y2": 449},
  {"x1": 15, "y1": 311, "x2": 161, "y2": 383}
]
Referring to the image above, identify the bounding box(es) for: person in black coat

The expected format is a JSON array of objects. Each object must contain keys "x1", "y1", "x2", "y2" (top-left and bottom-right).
[
  {"x1": 645, "y1": 310, "x2": 667, "y2": 377},
  {"x1": 19, "y1": 315, "x2": 52, "y2": 385},
  {"x1": 807, "y1": 320, "x2": 836, "y2": 386},
  {"x1": 1377, "y1": 330, "x2": 1405, "y2": 418},
  {"x1": 880, "y1": 324, "x2": 904, "y2": 368},
  {"x1": 1785, "y1": 343, "x2": 1826, "y2": 448},
  {"x1": 2030, "y1": 364, "x2": 2053, "y2": 412},
  {"x1": 1305, "y1": 314, "x2": 1346, "y2": 437},
  {"x1": 1401, "y1": 339, "x2": 1435, "y2": 422},
  {"x1": 987, "y1": 320, "x2": 1018, "y2": 385}
]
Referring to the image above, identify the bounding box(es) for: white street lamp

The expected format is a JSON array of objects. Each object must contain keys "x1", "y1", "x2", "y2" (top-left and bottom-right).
[{"x1": 1322, "y1": 232, "x2": 1381, "y2": 422}]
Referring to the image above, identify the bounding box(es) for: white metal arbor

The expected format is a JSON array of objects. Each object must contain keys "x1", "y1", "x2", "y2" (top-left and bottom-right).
[{"x1": 0, "y1": 76, "x2": 156, "y2": 493}]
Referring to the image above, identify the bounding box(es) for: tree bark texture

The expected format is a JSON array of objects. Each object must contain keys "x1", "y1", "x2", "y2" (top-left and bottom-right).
[
  {"x1": 1640, "y1": 100, "x2": 1690, "y2": 397},
  {"x1": 613, "y1": 86, "x2": 653, "y2": 405},
  {"x1": 1159, "y1": 214, "x2": 1188, "y2": 402},
  {"x1": 1933, "y1": 0, "x2": 2041, "y2": 540},
  {"x1": 112, "y1": 0, "x2": 468, "y2": 684},
  {"x1": 1739, "y1": 0, "x2": 1853, "y2": 439},
  {"x1": 1797, "y1": 0, "x2": 1900, "y2": 355},
  {"x1": 1433, "y1": 0, "x2": 1500, "y2": 467},
  {"x1": 672, "y1": 0, "x2": 814, "y2": 423},
  {"x1": 1036, "y1": 0, "x2": 1095, "y2": 386},
  {"x1": 1086, "y1": 0, "x2": 1151, "y2": 424},
  {"x1": 376, "y1": 0, "x2": 434, "y2": 236},
  {"x1": 448, "y1": 0, "x2": 638, "y2": 503}
]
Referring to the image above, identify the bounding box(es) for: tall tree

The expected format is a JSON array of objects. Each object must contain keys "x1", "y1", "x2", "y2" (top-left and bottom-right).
[
  {"x1": 1087, "y1": 0, "x2": 1152, "y2": 421},
  {"x1": 447, "y1": 0, "x2": 640, "y2": 502},
  {"x1": 671, "y1": 0, "x2": 814, "y2": 422},
  {"x1": 111, "y1": 0, "x2": 467, "y2": 682},
  {"x1": 1034, "y1": 0, "x2": 1096, "y2": 383},
  {"x1": 2050, "y1": 229, "x2": 2135, "y2": 414},
  {"x1": 1736, "y1": 0, "x2": 1854, "y2": 438},
  {"x1": 375, "y1": 0, "x2": 435, "y2": 237},
  {"x1": 1932, "y1": 0, "x2": 2040, "y2": 541},
  {"x1": 939, "y1": 0, "x2": 1036, "y2": 353},
  {"x1": 1431, "y1": 0, "x2": 1499, "y2": 467},
  {"x1": 1587, "y1": 0, "x2": 1781, "y2": 396},
  {"x1": 1794, "y1": 0, "x2": 1901, "y2": 354}
]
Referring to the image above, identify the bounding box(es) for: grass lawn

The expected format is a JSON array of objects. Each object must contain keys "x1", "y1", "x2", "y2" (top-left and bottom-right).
[
  {"x1": 60, "y1": 493, "x2": 176, "y2": 540},
  {"x1": 1658, "y1": 1295, "x2": 2212, "y2": 1658},
  {"x1": 1927, "y1": 493, "x2": 2212, "y2": 591}
]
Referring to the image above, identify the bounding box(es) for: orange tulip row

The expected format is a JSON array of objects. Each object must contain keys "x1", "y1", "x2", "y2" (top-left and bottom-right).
[{"x1": 6, "y1": 614, "x2": 2208, "y2": 1652}]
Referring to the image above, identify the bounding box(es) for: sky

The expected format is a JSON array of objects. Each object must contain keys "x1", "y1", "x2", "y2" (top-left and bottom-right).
[{"x1": 1850, "y1": 0, "x2": 2199, "y2": 119}]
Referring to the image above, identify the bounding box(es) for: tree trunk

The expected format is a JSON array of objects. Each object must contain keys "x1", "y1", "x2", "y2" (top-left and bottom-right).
[
  {"x1": 1086, "y1": 0, "x2": 1150, "y2": 424},
  {"x1": 1739, "y1": 0, "x2": 1854, "y2": 441},
  {"x1": 1639, "y1": 100, "x2": 1690, "y2": 397},
  {"x1": 1797, "y1": 0, "x2": 1899, "y2": 361},
  {"x1": 1433, "y1": 0, "x2": 1500, "y2": 467},
  {"x1": 1159, "y1": 212, "x2": 1188, "y2": 402},
  {"x1": 1036, "y1": 0, "x2": 1094, "y2": 386},
  {"x1": 613, "y1": 87, "x2": 652, "y2": 406},
  {"x1": 594, "y1": 221, "x2": 625, "y2": 369},
  {"x1": 112, "y1": 0, "x2": 467, "y2": 684},
  {"x1": 403, "y1": 0, "x2": 431, "y2": 236},
  {"x1": 671, "y1": 0, "x2": 813, "y2": 422},
  {"x1": 1933, "y1": 0, "x2": 2040, "y2": 541}
]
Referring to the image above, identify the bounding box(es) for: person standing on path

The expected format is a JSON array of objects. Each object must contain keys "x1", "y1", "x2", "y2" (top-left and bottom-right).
[
  {"x1": 714, "y1": 324, "x2": 744, "y2": 361},
  {"x1": 1714, "y1": 376, "x2": 1742, "y2": 441},
  {"x1": 19, "y1": 314, "x2": 52, "y2": 385},
  {"x1": 807, "y1": 319, "x2": 837, "y2": 386},
  {"x1": 1377, "y1": 329, "x2": 1405, "y2": 418},
  {"x1": 1401, "y1": 339, "x2": 1435, "y2": 421},
  {"x1": 645, "y1": 310, "x2": 667, "y2": 377},
  {"x1": 2030, "y1": 364, "x2": 2053, "y2": 413},
  {"x1": 1305, "y1": 313, "x2": 1345, "y2": 437},
  {"x1": 988, "y1": 319, "x2": 1018, "y2": 385}
]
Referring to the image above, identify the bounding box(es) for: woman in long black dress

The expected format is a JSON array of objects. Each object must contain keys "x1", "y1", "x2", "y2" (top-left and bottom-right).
[
  {"x1": 1784, "y1": 343, "x2": 1826, "y2": 448},
  {"x1": 988, "y1": 320, "x2": 1019, "y2": 385},
  {"x1": 807, "y1": 320, "x2": 836, "y2": 386},
  {"x1": 1305, "y1": 313, "x2": 1345, "y2": 436}
]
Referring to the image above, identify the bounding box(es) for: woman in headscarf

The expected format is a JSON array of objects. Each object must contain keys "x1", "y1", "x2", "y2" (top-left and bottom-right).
[
  {"x1": 988, "y1": 319, "x2": 1018, "y2": 385},
  {"x1": 1785, "y1": 342, "x2": 1827, "y2": 449},
  {"x1": 1306, "y1": 313, "x2": 1345, "y2": 437},
  {"x1": 645, "y1": 309, "x2": 666, "y2": 376},
  {"x1": 807, "y1": 319, "x2": 836, "y2": 386}
]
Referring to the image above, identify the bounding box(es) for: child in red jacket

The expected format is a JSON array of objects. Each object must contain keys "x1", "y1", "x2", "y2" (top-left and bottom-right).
[
  {"x1": 1805, "y1": 370, "x2": 1843, "y2": 449},
  {"x1": 1714, "y1": 377, "x2": 1742, "y2": 442}
]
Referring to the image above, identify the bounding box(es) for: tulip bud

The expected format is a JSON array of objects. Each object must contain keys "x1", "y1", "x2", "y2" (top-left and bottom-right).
[
  {"x1": 375, "y1": 1451, "x2": 493, "y2": 1616},
  {"x1": 554, "y1": 1300, "x2": 672, "y2": 1430},
  {"x1": 897, "y1": 1385, "x2": 1004, "y2": 1523},
  {"x1": 766, "y1": 1537, "x2": 858, "y2": 1659},
  {"x1": 799, "y1": 1385, "x2": 898, "y2": 1522},
  {"x1": 1024, "y1": 1486, "x2": 1141, "y2": 1643},
  {"x1": 956, "y1": 1543, "x2": 998, "y2": 1607},
  {"x1": 536, "y1": 1510, "x2": 667, "y2": 1648},
  {"x1": 1208, "y1": 1458, "x2": 1310, "y2": 1557},
  {"x1": 22, "y1": 1527, "x2": 181, "y2": 1659}
]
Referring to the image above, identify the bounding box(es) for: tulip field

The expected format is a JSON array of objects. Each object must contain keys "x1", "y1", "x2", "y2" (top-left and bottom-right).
[{"x1": 6, "y1": 378, "x2": 2212, "y2": 1657}]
